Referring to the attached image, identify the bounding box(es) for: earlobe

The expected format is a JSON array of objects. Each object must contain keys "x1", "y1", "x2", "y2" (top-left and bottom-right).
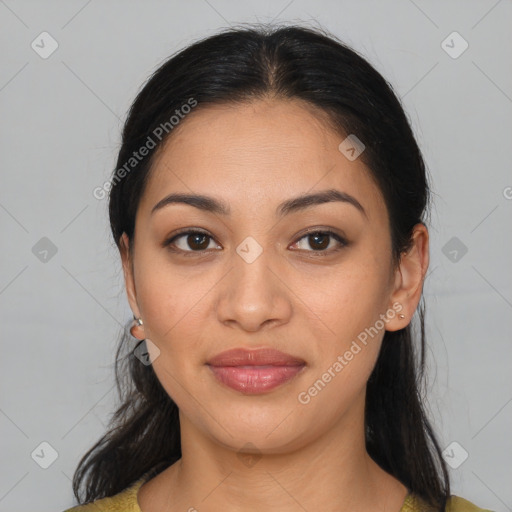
[
  {"x1": 130, "y1": 317, "x2": 145, "y2": 340},
  {"x1": 386, "y1": 223, "x2": 429, "y2": 332}
]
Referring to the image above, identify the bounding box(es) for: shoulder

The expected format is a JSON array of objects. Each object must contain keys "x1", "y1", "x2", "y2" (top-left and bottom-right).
[
  {"x1": 402, "y1": 493, "x2": 494, "y2": 512},
  {"x1": 447, "y1": 495, "x2": 495, "y2": 512},
  {"x1": 61, "y1": 477, "x2": 145, "y2": 512}
]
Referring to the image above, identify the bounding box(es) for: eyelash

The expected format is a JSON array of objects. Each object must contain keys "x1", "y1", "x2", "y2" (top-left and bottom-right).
[{"x1": 163, "y1": 228, "x2": 348, "y2": 258}]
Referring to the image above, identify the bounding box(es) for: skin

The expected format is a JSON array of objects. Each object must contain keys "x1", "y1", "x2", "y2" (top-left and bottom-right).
[{"x1": 120, "y1": 97, "x2": 429, "y2": 512}]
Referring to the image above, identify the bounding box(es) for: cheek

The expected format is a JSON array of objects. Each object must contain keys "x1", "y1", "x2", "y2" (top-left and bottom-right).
[
  {"x1": 134, "y1": 250, "x2": 211, "y2": 338},
  {"x1": 135, "y1": 265, "x2": 210, "y2": 406},
  {"x1": 131, "y1": 272, "x2": 211, "y2": 405},
  {"x1": 301, "y1": 256, "x2": 391, "y2": 381},
  {"x1": 311, "y1": 261, "x2": 389, "y2": 332}
]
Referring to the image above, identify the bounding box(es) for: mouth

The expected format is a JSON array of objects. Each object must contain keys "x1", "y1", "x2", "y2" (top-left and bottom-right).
[{"x1": 206, "y1": 348, "x2": 306, "y2": 394}]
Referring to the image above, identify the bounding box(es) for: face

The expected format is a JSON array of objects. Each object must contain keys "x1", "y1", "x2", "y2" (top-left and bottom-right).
[{"x1": 121, "y1": 97, "x2": 416, "y2": 455}]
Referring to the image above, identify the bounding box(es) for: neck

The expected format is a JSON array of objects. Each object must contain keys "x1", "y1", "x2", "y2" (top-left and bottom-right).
[{"x1": 154, "y1": 401, "x2": 408, "y2": 512}]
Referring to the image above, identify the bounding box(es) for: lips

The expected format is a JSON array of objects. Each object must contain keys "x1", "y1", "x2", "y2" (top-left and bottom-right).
[
  {"x1": 207, "y1": 348, "x2": 305, "y2": 367},
  {"x1": 206, "y1": 348, "x2": 306, "y2": 394}
]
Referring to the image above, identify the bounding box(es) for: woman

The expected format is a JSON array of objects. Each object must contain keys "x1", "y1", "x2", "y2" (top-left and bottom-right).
[{"x1": 63, "y1": 24, "x2": 493, "y2": 512}]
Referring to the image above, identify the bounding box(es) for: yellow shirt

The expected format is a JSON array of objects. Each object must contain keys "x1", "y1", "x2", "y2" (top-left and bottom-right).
[{"x1": 63, "y1": 476, "x2": 494, "y2": 512}]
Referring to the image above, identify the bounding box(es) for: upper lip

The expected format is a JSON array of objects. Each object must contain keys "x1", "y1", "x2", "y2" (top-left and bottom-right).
[{"x1": 207, "y1": 348, "x2": 305, "y2": 367}]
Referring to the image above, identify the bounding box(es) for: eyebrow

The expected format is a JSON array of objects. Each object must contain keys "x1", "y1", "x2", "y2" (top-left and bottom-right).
[{"x1": 151, "y1": 188, "x2": 367, "y2": 218}]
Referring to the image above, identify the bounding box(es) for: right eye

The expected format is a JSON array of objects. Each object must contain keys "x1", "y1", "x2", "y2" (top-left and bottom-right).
[{"x1": 164, "y1": 229, "x2": 221, "y2": 255}]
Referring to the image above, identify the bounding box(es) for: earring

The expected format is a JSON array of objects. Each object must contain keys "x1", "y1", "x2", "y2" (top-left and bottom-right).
[
  {"x1": 132, "y1": 314, "x2": 143, "y2": 326},
  {"x1": 398, "y1": 313, "x2": 405, "y2": 319}
]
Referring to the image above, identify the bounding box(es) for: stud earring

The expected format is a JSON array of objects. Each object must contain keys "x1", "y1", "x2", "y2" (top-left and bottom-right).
[
  {"x1": 132, "y1": 314, "x2": 143, "y2": 326},
  {"x1": 398, "y1": 313, "x2": 405, "y2": 319}
]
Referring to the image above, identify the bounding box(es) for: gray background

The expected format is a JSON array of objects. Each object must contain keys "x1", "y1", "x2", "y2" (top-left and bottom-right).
[{"x1": 1, "y1": 1, "x2": 511, "y2": 511}]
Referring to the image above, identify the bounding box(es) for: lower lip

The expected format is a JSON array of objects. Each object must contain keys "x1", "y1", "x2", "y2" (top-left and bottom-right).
[{"x1": 208, "y1": 365, "x2": 305, "y2": 394}]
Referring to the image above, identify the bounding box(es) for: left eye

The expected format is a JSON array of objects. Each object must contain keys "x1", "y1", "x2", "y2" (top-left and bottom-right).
[{"x1": 291, "y1": 231, "x2": 347, "y2": 253}]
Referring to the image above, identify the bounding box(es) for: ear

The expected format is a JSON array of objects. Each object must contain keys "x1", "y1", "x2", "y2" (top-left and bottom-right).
[
  {"x1": 120, "y1": 232, "x2": 144, "y2": 339},
  {"x1": 386, "y1": 223, "x2": 429, "y2": 331}
]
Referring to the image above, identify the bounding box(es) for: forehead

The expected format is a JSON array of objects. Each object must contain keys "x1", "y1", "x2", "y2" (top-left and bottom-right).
[{"x1": 138, "y1": 98, "x2": 387, "y2": 222}]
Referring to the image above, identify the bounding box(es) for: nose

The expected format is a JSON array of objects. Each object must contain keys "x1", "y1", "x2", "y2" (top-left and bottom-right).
[{"x1": 215, "y1": 242, "x2": 292, "y2": 333}]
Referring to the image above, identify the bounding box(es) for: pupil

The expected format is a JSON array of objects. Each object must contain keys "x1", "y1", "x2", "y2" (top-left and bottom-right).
[
  {"x1": 310, "y1": 233, "x2": 328, "y2": 250},
  {"x1": 189, "y1": 234, "x2": 209, "y2": 250}
]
